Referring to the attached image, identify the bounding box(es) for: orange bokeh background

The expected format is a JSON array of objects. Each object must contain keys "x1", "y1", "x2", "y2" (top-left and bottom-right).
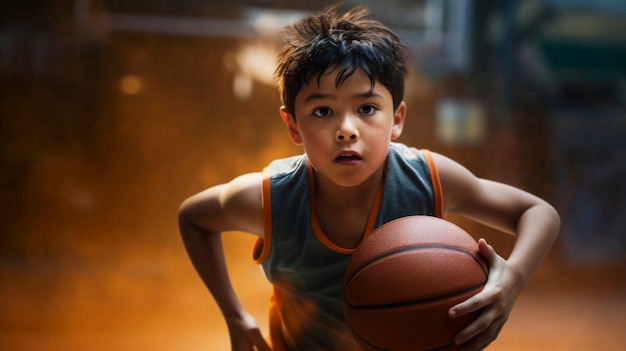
[{"x1": 1, "y1": 2, "x2": 625, "y2": 350}]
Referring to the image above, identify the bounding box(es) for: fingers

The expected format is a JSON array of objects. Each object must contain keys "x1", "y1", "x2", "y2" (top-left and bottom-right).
[
  {"x1": 247, "y1": 329, "x2": 272, "y2": 351},
  {"x1": 449, "y1": 245, "x2": 498, "y2": 318},
  {"x1": 452, "y1": 298, "x2": 502, "y2": 345},
  {"x1": 458, "y1": 318, "x2": 505, "y2": 351},
  {"x1": 230, "y1": 324, "x2": 271, "y2": 351},
  {"x1": 450, "y1": 238, "x2": 509, "y2": 350},
  {"x1": 449, "y1": 288, "x2": 485, "y2": 318}
]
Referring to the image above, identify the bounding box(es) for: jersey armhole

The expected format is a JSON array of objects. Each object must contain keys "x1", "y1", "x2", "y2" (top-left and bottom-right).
[
  {"x1": 253, "y1": 167, "x2": 272, "y2": 264},
  {"x1": 421, "y1": 149, "x2": 444, "y2": 218}
]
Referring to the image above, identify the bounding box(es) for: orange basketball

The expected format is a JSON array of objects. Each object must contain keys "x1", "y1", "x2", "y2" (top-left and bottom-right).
[{"x1": 343, "y1": 215, "x2": 489, "y2": 351}]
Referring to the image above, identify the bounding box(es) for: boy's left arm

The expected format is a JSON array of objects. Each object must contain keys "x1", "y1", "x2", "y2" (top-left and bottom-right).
[{"x1": 432, "y1": 153, "x2": 561, "y2": 351}]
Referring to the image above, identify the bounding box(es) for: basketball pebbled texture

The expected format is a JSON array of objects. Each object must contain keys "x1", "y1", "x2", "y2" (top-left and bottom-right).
[{"x1": 343, "y1": 215, "x2": 489, "y2": 351}]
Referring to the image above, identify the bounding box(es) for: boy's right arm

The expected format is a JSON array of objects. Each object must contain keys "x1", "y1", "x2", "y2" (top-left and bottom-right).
[{"x1": 178, "y1": 172, "x2": 271, "y2": 351}]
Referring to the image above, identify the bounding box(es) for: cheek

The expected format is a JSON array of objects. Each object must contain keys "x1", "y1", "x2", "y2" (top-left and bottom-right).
[{"x1": 297, "y1": 129, "x2": 326, "y2": 153}]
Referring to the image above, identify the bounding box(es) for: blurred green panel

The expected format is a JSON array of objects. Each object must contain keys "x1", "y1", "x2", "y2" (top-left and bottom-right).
[{"x1": 539, "y1": 38, "x2": 626, "y2": 84}]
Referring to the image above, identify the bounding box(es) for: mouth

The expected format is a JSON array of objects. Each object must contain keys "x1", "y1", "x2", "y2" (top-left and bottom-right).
[{"x1": 335, "y1": 151, "x2": 362, "y2": 163}]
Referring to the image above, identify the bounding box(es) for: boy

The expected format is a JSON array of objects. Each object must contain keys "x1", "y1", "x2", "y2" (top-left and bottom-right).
[{"x1": 178, "y1": 5, "x2": 560, "y2": 351}]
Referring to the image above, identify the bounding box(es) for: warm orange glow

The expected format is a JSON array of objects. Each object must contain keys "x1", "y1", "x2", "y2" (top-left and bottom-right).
[
  {"x1": 1, "y1": 3, "x2": 625, "y2": 351},
  {"x1": 119, "y1": 75, "x2": 144, "y2": 95}
]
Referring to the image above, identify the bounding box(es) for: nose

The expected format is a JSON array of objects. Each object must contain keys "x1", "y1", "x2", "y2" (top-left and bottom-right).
[{"x1": 335, "y1": 115, "x2": 359, "y2": 142}]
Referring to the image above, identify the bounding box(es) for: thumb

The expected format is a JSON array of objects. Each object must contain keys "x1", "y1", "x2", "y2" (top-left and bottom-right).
[{"x1": 478, "y1": 238, "x2": 497, "y2": 266}]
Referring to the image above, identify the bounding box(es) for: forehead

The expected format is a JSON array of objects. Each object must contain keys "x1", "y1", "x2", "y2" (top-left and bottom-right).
[{"x1": 296, "y1": 68, "x2": 392, "y2": 102}]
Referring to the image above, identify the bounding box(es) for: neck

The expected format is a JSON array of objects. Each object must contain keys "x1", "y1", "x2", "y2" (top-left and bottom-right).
[{"x1": 313, "y1": 167, "x2": 385, "y2": 209}]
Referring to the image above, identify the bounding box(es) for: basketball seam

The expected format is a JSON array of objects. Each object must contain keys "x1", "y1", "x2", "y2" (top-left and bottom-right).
[
  {"x1": 344, "y1": 245, "x2": 489, "y2": 308},
  {"x1": 344, "y1": 281, "x2": 487, "y2": 309},
  {"x1": 345, "y1": 244, "x2": 488, "y2": 286}
]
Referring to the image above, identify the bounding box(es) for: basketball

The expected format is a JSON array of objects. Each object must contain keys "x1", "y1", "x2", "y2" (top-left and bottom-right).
[{"x1": 343, "y1": 215, "x2": 489, "y2": 351}]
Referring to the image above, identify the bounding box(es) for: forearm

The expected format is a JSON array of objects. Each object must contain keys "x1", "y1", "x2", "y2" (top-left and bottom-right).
[
  {"x1": 506, "y1": 202, "x2": 560, "y2": 285},
  {"x1": 179, "y1": 217, "x2": 246, "y2": 321}
]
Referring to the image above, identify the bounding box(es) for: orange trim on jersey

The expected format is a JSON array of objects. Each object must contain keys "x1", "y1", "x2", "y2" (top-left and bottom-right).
[
  {"x1": 309, "y1": 162, "x2": 384, "y2": 254},
  {"x1": 422, "y1": 149, "x2": 444, "y2": 218},
  {"x1": 363, "y1": 181, "x2": 383, "y2": 237},
  {"x1": 253, "y1": 167, "x2": 273, "y2": 264}
]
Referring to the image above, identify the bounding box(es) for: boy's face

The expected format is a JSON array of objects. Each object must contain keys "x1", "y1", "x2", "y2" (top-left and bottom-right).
[{"x1": 281, "y1": 68, "x2": 405, "y2": 188}]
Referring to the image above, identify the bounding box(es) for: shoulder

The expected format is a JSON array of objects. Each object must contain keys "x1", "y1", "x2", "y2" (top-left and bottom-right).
[
  {"x1": 387, "y1": 143, "x2": 436, "y2": 175},
  {"x1": 430, "y1": 152, "x2": 475, "y2": 180},
  {"x1": 430, "y1": 151, "x2": 480, "y2": 194},
  {"x1": 426, "y1": 151, "x2": 491, "y2": 218},
  {"x1": 266, "y1": 154, "x2": 308, "y2": 177},
  {"x1": 429, "y1": 151, "x2": 545, "y2": 231},
  {"x1": 265, "y1": 154, "x2": 310, "y2": 196},
  {"x1": 179, "y1": 172, "x2": 264, "y2": 236},
  {"x1": 222, "y1": 173, "x2": 264, "y2": 211}
]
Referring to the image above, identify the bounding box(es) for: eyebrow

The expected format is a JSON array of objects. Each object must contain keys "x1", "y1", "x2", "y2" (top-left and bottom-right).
[{"x1": 303, "y1": 90, "x2": 384, "y2": 102}]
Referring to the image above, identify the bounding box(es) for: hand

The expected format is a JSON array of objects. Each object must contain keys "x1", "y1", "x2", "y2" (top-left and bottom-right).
[
  {"x1": 448, "y1": 238, "x2": 524, "y2": 351},
  {"x1": 227, "y1": 312, "x2": 272, "y2": 351}
]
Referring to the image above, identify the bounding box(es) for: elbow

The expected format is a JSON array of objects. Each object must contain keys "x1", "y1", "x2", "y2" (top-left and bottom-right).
[
  {"x1": 178, "y1": 196, "x2": 201, "y2": 237},
  {"x1": 177, "y1": 191, "x2": 222, "y2": 236},
  {"x1": 531, "y1": 200, "x2": 561, "y2": 244},
  {"x1": 178, "y1": 197, "x2": 191, "y2": 225},
  {"x1": 547, "y1": 203, "x2": 561, "y2": 239}
]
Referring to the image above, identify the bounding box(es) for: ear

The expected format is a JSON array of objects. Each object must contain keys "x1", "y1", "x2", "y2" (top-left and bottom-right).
[
  {"x1": 280, "y1": 107, "x2": 303, "y2": 145},
  {"x1": 390, "y1": 101, "x2": 406, "y2": 140}
]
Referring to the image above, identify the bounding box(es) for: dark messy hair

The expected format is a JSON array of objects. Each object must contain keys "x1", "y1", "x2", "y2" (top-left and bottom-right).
[{"x1": 275, "y1": 5, "x2": 409, "y2": 118}]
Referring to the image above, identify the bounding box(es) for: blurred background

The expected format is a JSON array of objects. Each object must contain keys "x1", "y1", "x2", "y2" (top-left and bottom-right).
[{"x1": 1, "y1": 0, "x2": 625, "y2": 350}]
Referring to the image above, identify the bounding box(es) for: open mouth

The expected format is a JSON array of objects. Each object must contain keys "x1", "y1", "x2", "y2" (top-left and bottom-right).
[
  {"x1": 335, "y1": 152, "x2": 362, "y2": 164},
  {"x1": 336, "y1": 154, "x2": 361, "y2": 161}
]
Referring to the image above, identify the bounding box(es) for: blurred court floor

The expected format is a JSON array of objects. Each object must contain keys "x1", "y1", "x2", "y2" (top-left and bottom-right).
[{"x1": 1, "y1": 236, "x2": 624, "y2": 351}]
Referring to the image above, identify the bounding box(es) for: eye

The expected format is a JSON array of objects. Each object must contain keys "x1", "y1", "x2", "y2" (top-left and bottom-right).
[
  {"x1": 312, "y1": 107, "x2": 333, "y2": 117},
  {"x1": 358, "y1": 104, "x2": 378, "y2": 115}
]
